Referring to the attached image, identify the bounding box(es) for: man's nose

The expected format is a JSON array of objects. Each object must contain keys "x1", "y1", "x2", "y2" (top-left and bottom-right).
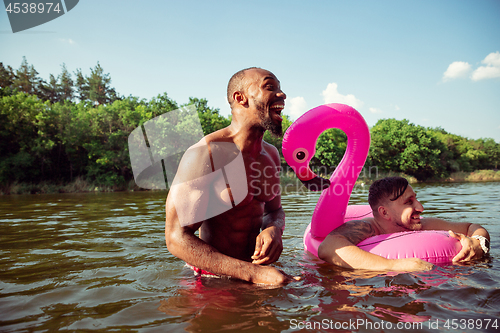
[
  {"x1": 277, "y1": 90, "x2": 286, "y2": 100},
  {"x1": 416, "y1": 200, "x2": 424, "y2": 212}
]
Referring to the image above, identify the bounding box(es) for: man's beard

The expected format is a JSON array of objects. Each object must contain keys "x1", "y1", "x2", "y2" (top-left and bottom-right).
[
  {"x1": 254, "y1": 99, "x2": 282, "y2": 137},
  {"x1": 406, "y1": 222, "x2": 422, "y2": 231},
  {"x1": 397, "y1": 218, "x2": 422, "y2": 231}
]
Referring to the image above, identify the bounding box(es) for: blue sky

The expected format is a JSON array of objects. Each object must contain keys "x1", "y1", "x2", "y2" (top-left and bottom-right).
[{"x1": 2, "y1": 0, "x2": 499, "y2": 141}]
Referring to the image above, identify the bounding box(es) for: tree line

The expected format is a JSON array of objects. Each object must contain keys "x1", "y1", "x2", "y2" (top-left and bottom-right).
[
  {"x1": 0, "y1": 58, "x2": 229, "y2": 187},
  {"x1": 314, "y1": 120, "x2": 499, "y2": 181},
  {"x1": 1, "y1": 58, "x2": 499, "y2": 190}
]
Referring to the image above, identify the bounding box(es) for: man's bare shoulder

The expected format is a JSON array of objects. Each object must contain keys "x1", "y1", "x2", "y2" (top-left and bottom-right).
[
  {"x1": 329, "y1": 219, "x2": 379, "y2": 245},
  {"x1": 262, "y1": 141, "x2": 280, "y2": 165},
  {"x1": 172, "y1": 139, "x2": 213, "y2": 184}
]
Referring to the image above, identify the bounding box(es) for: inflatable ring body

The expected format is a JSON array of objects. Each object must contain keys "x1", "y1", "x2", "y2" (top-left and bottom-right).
[
  {"x1": 357, "y1": 230, "x2": 462, "y2": 264},
  {"x1": 283, "y1": 103, "x2": 460, "y2": 263}
]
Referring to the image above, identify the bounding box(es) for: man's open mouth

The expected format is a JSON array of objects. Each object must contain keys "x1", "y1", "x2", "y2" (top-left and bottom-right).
[{"x1": 270, "y1": 102, "x2": 284, "y2": 121}]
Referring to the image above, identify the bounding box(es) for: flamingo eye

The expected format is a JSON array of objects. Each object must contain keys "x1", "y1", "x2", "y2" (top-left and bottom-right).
[{"x1": 292, "y1": 148, "x2": 309, "y2": 163}]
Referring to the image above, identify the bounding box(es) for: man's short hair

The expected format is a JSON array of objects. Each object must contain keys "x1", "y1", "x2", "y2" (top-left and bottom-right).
[
  {"x1": 368, "y1": 176, "x2": 409, "y2": 211},
  {"x1": 227, "y1": 67, "x2": 259, "y2": 107}
]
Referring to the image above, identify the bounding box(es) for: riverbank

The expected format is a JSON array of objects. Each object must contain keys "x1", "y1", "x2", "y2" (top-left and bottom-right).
[
  {"x1": 0, "y1": 177, "x2": 141, "y2": 196},
  {"x1": 280, "y1": 169, "x2": 500, "y2": 188},
  {"x1": 362, "y1": 169, "x2": 500, "y2": 185},
  {"x1": 1, "y1": 170, "x2": 499, "y2": 196}
]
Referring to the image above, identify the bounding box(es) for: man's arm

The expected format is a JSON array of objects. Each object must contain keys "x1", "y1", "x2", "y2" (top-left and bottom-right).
[
  {"x1": 251, "y1": 143, "x2": 285, "y2": 265},
  {"x1": 421, "y1": 218, "x2": 490, "y2": 261},
  {"x1": 252, "y1": 195, "x2": 285, "y2": 265},
  {"x1": 318, "y1": 221, "x2": 433, "y2": 271},
  {"x1": 165, "y1": 184, "x2": 289, "y2": 285}
]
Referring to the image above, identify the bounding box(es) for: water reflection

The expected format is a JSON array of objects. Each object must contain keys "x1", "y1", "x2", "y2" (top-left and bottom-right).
[{"x1": 158, "y1": 276, "x2": 289, "y2": 332}]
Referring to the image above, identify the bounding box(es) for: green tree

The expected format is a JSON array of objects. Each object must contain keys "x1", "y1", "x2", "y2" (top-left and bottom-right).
[
  {"x1": 368, "y1": 119, "x2": 446, "y2": 181},
  {"x1": 53, "y1": 101, "x2": 92, "y2": 181},
  {"x1": 146, "y1": 92, "x2": 178, "y2": 118},
  {"x1": 40, "y1": 74, "x2": 60, "y2": 103},
  {"x1": 263, "y1": 114, "x2": 293, "y2": 167},
  {"x1": 430, "y1": 128, "x2": 487, "y2": 172},
  {"x1": 0, "y1": 92, "x2": 46, "y2": 183},
  {"x1": 82, "y1": 96, "x2": 154, "y2": 186},
  {"x1": 183, "y1": 97, "x2": 230, "y2": 135},
  {"x1": 74, "y1": 68, "x2": 86, "y2": 102},
  {"x1": 74, "y1": 63, "x2": 119, "y2": 105},
  {"x1": 0, "y1": 62, "x2": 15, "y2": 97},
  {"x1": 32, "y1": 99, "x2": 59, "y2": 178},
  {"x1": 12, "y1": 57, "x2": 45, "y2": 96},
  {"x1": 475, "y1": 138, "x2": 500, "y2": 169},
  {"x1": 58, "y1": 63, "x2": 74, "y2": 102},
  {"x1": 312, "y1": 128, "x2": 348, "y2": 168}
]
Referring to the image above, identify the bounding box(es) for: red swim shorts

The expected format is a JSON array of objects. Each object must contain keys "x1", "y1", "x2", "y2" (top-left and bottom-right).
[{"x1": 185, "y1": 263, "x2": 219, "y2": 277}]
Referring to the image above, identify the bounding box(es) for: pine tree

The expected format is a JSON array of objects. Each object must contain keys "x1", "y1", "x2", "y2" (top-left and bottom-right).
[
  {"x1": 40, "y1": 74, "x2": 60, "y2": 103},
  {"x1": 0, "y1": 62, "x2": 15, "y2": 97},
  {"x1": 12, "y1": 57, "x2": 45, "y2": 96},
  {"x1": 74, "y1": 68, "x2": 87, "y2": 102},
  {"x1": 58, "y1": 63, "x2": 74, "y2": 102},
  {"x1": 74, "y1": 63, "x2": 119, "y2": 105}
]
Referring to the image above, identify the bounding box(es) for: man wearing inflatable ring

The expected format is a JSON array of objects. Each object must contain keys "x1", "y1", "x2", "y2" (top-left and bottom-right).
[
  {"x1": 165, "y1": 67, "x2": 298, "y2": 285},
  {"x1": 318, "y1": 177, "x2": 491, "y2": 271}
]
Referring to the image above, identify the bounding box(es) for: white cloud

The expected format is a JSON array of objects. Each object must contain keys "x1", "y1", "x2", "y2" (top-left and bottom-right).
[
  {"x1": 483, "y1": 51, "x2": 500, "y2": 67},
  {"x1": 471, "y1": 51, "x2": 500, "y2": 81},
  {"x1": 471, "y1": 66, "x2": 500, "y2": 81},
  {"x1": 394, "y1": 105, "x2": 400, "y2": 111},
  {"x1": 322, "y1": 82, "x2": 364, "y2": 109},
  {"x1": 443, "y1": 52, "x2": 500, "y2": 82},
  {"x1": 287, "y1": 96, "x2": 308, "y2": 119},
  {"x1": 59, "y1": 38, "x2": 77, "y2": 45},
  {"x1": 369, "y1": 107, "x2": 383, "y2": 114},
  {"x1": 443, "y1": 61, "x2": 472, "y2": 81}
]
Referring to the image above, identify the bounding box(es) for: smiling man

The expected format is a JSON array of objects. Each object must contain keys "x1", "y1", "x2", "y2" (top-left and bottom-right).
[
  {"x1": 165, "y1": 67, "x2": 293, "y2": 285},
  {"x1": 318, "y1": 177, "x2": 491, "y2": 271}
]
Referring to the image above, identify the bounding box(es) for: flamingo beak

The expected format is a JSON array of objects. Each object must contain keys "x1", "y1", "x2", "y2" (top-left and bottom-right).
[{"x1": 299, "y1": 175, "x2": 331, "y2": 191}]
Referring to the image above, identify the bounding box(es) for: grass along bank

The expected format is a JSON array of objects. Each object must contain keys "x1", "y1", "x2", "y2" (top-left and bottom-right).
[{"x1": 0, "y1": 177, "x2": 143, "y2": 195}]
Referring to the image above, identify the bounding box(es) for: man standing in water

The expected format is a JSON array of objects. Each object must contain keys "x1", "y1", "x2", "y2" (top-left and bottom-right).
[
  {"x1": 318, "y1": 177, "x2": 491, "y2": 271},
  {"x1": 165, "y1": 67, "x2": 293, "y2": 285}
]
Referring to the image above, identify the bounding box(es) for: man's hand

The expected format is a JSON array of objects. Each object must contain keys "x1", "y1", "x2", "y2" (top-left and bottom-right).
[
  {"x1": 250, "y1": 266, "x2": 300, "y2": 285},
  {"x1": 251, "y1": 226, "x2": 283, "y2": 265},
  {"x1": 391, "y1": 258, "x2": 434, "y2": 272},
  {"x1": 449, "y1": 230, "x2": 484, "y2": 262}
]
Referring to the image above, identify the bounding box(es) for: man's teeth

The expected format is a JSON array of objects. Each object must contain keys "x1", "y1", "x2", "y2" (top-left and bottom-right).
[{"x1": 270, "y1": 104, "x2": 284, "y2": 120}]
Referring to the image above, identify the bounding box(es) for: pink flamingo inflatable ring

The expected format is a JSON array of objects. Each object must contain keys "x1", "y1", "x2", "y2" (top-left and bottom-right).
[{"x1": 282, "y1": 103, "x2": 461, "y2": 264}]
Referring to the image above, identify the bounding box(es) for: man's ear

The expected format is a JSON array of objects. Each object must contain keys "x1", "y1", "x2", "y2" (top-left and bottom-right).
[
  {"x1": 378, "y1": 205, "x2": 390, "y2": 220},
  {"x1": 233, "y1": 91, "x2": 248, "y2": 106}
]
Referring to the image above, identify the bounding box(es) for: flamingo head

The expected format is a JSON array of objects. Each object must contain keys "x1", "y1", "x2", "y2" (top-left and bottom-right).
[{"x1": 282, "y1": 121, "x2": 331, "y2": 191}]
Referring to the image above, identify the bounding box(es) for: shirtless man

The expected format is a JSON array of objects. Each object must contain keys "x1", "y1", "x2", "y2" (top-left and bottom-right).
[
  {"x1": 165, "y1": 67, "x2": 291, "y2": 285},
  {"x1": 318, "y1": 177, "x2": 491, "y2": 271}
]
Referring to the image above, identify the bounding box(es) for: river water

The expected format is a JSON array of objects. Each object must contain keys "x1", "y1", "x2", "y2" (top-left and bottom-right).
[{"x1": 0, "y1": 182, "x2": 499, "y2": 332}]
